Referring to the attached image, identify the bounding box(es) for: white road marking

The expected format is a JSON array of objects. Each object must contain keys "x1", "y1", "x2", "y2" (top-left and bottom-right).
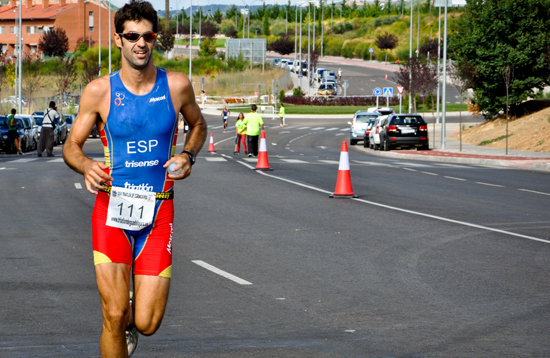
[
  {"x1": 352, "y1": 161, "x2": 393, "y2": 167},
  {"x1": 318, "y1": 160, "x2": 340, "y2": 164},
  {"x1": 7, "y1": 158, "x2": 37, "y2": 163},
  {"x1": 297, "y1": 127, "x2": 310, "y2": 130},
  {"x1": 393, "y1": 162, "x2": 432, "y2": 167},
  {"x1": 48, "y1": 158, "x2": 65, "y2": 163},
  {"x1": 317, "y1": 146, "x2": 327, "y2": 149},
  {"x1": 205, "y1": 157, "x2": 227, "y2": 162},
  {"x1": 518, "y1": 188, "x2": 550, "y2": 196},
  {"x1": 325, "y1": 127, "x2": 339, "y2": 131},
  {"x1": 241, "y1": 165, "x2": 550, "y2": 245},
  {"x1": 243, "y1": 157, "x2": 257, "y2": 162},
  {"x1": 214, "y1": 136, "x2": 236, "y2": 146},
  {"x1": 340, "y1": 128, "x2": 349, "y2": 131},
  {"x1": 403, "y1": 168, "x2": 417, "y2": 172},
  {"x1": 434, "y1": 163, "x2": 471, "y2": 168},
  {"x1": 272, "y1": 143, "x2": 277, "y2": 146},
  {"x1": 476, "y1": 182, "x2": 505, "y2": 188},
  {"x1": 311, "y1": 127, "x2": 325, "y2": 130},
  {"x1": 335, "y1": 133, "x2": 345, "y2": 136},
  {"x1": 192, "y1": 260, "x2": 252, "y2": 285},
  {"x1": 282, "y1": 159, "x2": 309, "y2": 163},
  {"x1": 444, "y1": 176, "x2": 467, "y2": 181},
  {"x1": 74, "y1": 183, "x2": 82, "y2": 189},
  {"x1": 421, "y1": 171, "x2": 438, "y2": 176},
  {"x1": 280, "y1": 131, "x2": 291, "y2": 134}
]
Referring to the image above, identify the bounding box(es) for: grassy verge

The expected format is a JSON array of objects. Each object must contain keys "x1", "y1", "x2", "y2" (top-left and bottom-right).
[
  {"x1": 281, "y1": 103, "x2": 469, "y2": 115},
  {"x1": 479, "y1": 134, "x2": 513, "y2": 146},
  {"x1": 175, "y1": 39, "x2": 226, "y2": 47}
]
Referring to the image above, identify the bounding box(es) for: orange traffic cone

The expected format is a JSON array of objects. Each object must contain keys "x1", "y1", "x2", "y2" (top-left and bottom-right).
[
  {"x1": 207, "y1": 133, "x2": 215, "y2": 152},
  {"x1": 330, "y1": 141, "x2": 357, "y2": 198},
  {"x1": 385, "y1": 73, "x2": 388, "y2": 80},
  {"x1": 254, "y1": 130, "x2": 273, "y2": 171}
]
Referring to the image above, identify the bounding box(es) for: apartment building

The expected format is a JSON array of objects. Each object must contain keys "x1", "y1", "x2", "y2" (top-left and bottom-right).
[{"x1": 0, "y1": 0, "x2": 114, "y2": 57}]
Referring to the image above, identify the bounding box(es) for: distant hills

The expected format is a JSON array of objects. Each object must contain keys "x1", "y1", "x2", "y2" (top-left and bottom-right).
[{"x1": 158, "y1": 4, "x2": 268, "y2": 17}]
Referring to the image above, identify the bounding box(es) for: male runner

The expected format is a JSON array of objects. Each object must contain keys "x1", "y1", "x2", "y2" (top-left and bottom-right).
[
  {"x1": 221, "y1": 105, "x2": 230, "y2": 132},
  {"x1": 62, "y1": 1, "x2": 207, "y2": 357}
]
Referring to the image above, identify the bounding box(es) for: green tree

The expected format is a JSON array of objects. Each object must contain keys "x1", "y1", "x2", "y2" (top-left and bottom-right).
[
  {"x1": 449, "y1": 0, "x2": 550, "y2": 118},
  {"x1": 156, "y1": 28, "x2": 175, "y2": 52},
  {"x1": 212, "y1": 7, "x2": 223, "y2": 24},
  {"x1": 263, "y1": 2, "x2": 270, "y2": 36},
  {"x1": 198, "y1": 37, "x2": 217, "y2": 57}
]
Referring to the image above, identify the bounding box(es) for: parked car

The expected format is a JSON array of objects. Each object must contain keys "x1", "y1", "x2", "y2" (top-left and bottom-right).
[
  {"x1": 0, "y1": 116, "x2": 28, "y2": 153},
  {"x1": 49, "y1": 93, "x2": 80, "y2": 107},
  {"x1": 280, "y1": 59, "x2": 290, "y2": 69},
  {"x1": 363, "y1": 119, "x2": 376, "y2": 148},
  {"x1": 15, "y1": 114, "x2": 38, "y2": 151},
  {"x1": 1, "y1": 95, "x2": 29, "y2": 107},
  {"x1": 317, "y1": 83, "x2": 336, "y2": 96},
  {"x1": 367, "y1": 107, "x2": 395, "y2": 116},
  {"x1": 272, "y1": 58, "x2": 281, "y2": 66},
  {"x1": 348, "y1": 111, "x2": 380, "y2": 145},
  {"x1": 368, "y1": 115, "x2": 388, "y2": 150},
  {"x1": 315, "y1": 68, "x2": 329, "y2": 82},
  {"x1": 52, "y1": 115, "x2": 68, "y2": 144},
  {"x1": 378, "y1": 114, "x2": 429, "y2": 151},
  {"x1": 63, "y1": 114, "x2": 76, "y2": 133}
]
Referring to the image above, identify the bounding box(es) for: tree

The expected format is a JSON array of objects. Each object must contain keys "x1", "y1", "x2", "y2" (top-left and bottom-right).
[
  {"x1": 156, "y1": 29, "x2": 175, "y2": 52},
  {"x1": 267, "y1": 35, "x2": 294, "y2": 55},
  {"x1": 448, "y1": 0, "x2": 550, "y2": 118},
  {"x1": 395, "y1": 57, "x2": 422, "y2": 112},
  {"x1": 200, "y1": 21, "x2": 218, "y2": 39},
  {"x1": 375, "y1": 32, "x2": 398, "y2": 64},
  {"x1": 75, "y1": 37, "x2": 95, "y2": 53},
  {"x1": 22, "y1": 59, "x2": 45, "y2": 113},
  {"x1": 38, "y1": 27, "x2": 69, "y2": 57},
  {"x1": 197, "y1": 37, "x2": 217, "y2": 58},
  {"x1": 419, "y1": 38, "x2": 439, "y2": 60},
  {"x1": 54, "y1": 57, "x2": 77, "y2": 113},
  {"x1": 212, "y1": 7, "x2": 223, "y2": 24},
  {"x1": 80, "y1": 58, "x2": 100, "y2": 86},
  {"x1": 263, "y1": 2, "x2": 270, "y2": 36}
]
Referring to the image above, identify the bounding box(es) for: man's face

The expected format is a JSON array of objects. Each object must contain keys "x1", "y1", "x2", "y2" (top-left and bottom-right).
[{"x1": 115, "y1": 20, "x2": 156, "y2": 71}]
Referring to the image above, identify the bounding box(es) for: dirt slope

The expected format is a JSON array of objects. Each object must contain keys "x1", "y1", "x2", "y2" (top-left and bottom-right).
[{"x1": 450, "y1": 107, "x2": 550, "y2": 152}]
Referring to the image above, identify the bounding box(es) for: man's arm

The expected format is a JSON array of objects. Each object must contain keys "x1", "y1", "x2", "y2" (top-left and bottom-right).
[
  {"x1": 164, "y1": 72, "x2": 207, "y2": 180},
  {"x1": 63, "y1": 77, "x2": 112, "y2": 194}
]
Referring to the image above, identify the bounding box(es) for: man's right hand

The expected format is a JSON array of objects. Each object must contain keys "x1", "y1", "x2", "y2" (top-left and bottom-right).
[{"x1": 82, "y1": 160, "x2": 113, "y2": 194}]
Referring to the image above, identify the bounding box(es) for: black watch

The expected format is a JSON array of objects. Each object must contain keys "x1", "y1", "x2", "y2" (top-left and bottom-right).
[{"x1": 182, "y1": 150, "x2": 196, "y2": 166}]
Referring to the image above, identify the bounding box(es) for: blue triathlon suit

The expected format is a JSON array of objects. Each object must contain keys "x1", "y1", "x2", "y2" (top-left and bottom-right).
[
  {"x1": 222, "y1": 109, "x2": 229, "y2": 124},
  {"x1": 92, "y1": 67, "x2": 179, "y2": 278}
]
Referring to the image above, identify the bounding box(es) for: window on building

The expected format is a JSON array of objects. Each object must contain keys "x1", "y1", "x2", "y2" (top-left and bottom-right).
[
  {"x1": 27, "y1": 26, "x2": 37, "y2": 34},
  {"x1": 30, "y1": 45, "x2": 37, "y2": 53},
  {"x1": 89, "y1": 11, "x2": 94, "y2": 31},
  {"x1": 10, "y1": 26, "x2": 19, "y2": 34},
  {"x1": 0, "y1": 27, "x2": 5, "y2": 34}
]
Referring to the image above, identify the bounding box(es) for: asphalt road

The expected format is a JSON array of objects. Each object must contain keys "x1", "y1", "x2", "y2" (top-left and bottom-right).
[{"x1": 1, "y1": 112, "x2": 550, "y2": 357}]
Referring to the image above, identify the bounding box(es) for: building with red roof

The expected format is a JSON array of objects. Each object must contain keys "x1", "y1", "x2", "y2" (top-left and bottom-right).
[{"x1": 0, "y1": 0, "x2": 114, "y2": 57}]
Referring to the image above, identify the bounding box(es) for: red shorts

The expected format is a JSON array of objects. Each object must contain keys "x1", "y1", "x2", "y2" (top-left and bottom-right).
[{"x1": 92, "y1": 191, "x2": 174, "y2": 278}]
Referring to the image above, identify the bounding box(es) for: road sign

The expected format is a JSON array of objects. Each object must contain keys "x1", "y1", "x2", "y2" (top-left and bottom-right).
[
  {"x1": 373, "y1": 87, "x2": 382, "y2": 96},
  {"x1": 396, "y1": 85, "x2": 404, "y2": 95},
  {"x1": 201, "y1": 77, "x2": 204, "y2": 84},
  {"x1": 369, "y1": 47, "x2": 374, "y2": 53},
  {"x1": 383, "y1": 87, "x2": 393, "y2": 97},
  {"x1": 343, "y1": 82, "x2": 349, "y2": 89},
  {"x1": 298, "y1": 75, "x2": 303, "y2": 78}
]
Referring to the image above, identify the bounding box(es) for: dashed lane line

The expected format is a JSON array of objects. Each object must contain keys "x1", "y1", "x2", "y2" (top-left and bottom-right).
[
  {"x1": 444, "y1": 176, "x2": 467, "y2": 181},
  {"x1": 205, "y1": 157, "x2": 227, "y2": 162},
  {"x1": 74, "y1": 183, "x2": 82, "y2": 189},
  {"x1": 421, "y1": 171, "x2": 438, "y2": 176},
  {"x1": 518, "y1": 188, "x2": 550, "y2": 196},
  {"x1": 476, "y1": 182, "x2": 505, "y2": 188},
  {"x1": 192, "y1": 260, "x2": 252, "y2": 285},
  {"x1": 281, "y1": 159, "x2": 309, "y2": 163}
]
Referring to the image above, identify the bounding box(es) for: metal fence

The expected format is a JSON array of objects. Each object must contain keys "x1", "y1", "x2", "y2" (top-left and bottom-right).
[{"x1": 225, "y1": 39, "x2": 267, "y2": 65}]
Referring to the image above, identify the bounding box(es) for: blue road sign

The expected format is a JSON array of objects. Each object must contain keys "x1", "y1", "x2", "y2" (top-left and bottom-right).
[
  {"x1": 202, "y1": 77, "x2": 205, "y2": 84},
  {"x1": 373, "y1": 87, "x2": 382, "y2": 96},
  {"x1": 298, "y1": 75, "x2": 303, "y2": 78},
  {"x1": 383, "y1": 87, "x2": 393, "y2": 97},
  {"x1": 369, "y1": 47, "x2": 374, "y2": 53}
]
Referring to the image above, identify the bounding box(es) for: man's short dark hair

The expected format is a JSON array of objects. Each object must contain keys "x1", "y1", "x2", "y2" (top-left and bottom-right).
[
  {"x1": 115, "y1": 0, "x2": 158, "y2": 34},
  {"x1": 251, "y1": 104, "x2": 257, "y2": 111},
  {"x1": 11, "y1": 108, "x2": 16, "y2": 114},
  {"x1": 49, "y1": 101, "x2": 56, "y2": 108}
]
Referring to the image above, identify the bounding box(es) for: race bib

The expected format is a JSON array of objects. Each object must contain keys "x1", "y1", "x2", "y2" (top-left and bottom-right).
[{"x1": 106, "y1": 187, "x2": 156, "y2": 230}]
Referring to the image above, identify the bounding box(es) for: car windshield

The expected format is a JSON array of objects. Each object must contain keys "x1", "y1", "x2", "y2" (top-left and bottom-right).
[
  {"x1": 355, "y1": 114, "x2": 379, "y2": 123},
  {"x1": 0, "y1": 118, "x2": 7, "y2": 129},
  {"x1": 393, "y1": 116, "x2": 426, "y2": 125},
  {"x1": 64, "y1": 116, "x2": 73, "y2": 124},
  {"x1": 34, "y1": 116, "x2": 43, "y2": 125},
  {"x1": 367, "y1": 120, "x2": 375, "y2": 129}
]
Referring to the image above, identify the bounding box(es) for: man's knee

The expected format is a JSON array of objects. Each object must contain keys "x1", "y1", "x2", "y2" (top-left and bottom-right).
[
  {"x1": 103, "y1": 305, "x2": 129, "y2": 332},
  {"x1": 135, "y1": 317, "x2": 162, "y2": 336}
]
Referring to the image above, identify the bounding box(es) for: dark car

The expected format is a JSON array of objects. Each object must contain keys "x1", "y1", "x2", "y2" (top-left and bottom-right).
[
  {"x1": 64, "y1": 114, "x2": 75, "y2": 133},
  {"x1": 378, "y1": 114, "x2": 429, "y2": 151},
  {"x1": 14, "y1": 116, "x2": 34, "y2": 152},
  {"x1": 0, "y1": 116, "x2": 29, "y2": 154}
]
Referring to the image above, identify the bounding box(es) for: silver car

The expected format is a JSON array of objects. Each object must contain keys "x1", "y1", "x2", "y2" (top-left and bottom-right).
[
  {"x1": 348, "y1": 111, "x2": 380, "y2": 145},
  {"x1": 369, "y1": 115, "x2": 389, "y2": 150}
]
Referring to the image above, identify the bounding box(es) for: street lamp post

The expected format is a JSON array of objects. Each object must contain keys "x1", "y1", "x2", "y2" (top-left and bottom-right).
[
  {"x1": 321, "y1": 0, "x2": 324, "y2": 57},
  {"x1": 99, "y1": 1, "x2": 101, "y2": 77},
  {"x1": 189, "y1": 0, "x2": 193, "y2": 83},
  {"x1": 307, "y1": 2, "x2": 311, "y2": 95},
  {"x1": 408, "y1": 0, "x2": 413, "y2": 113},
  {"x1": 17, "y1": 4, "x2": 22, "y2": 114},
  {"x1": 294, "y1": 3, "x2": 298, "y2": 65},
  {"x1": 441, "y1": 0, "x2": 448, "y2": 149}
]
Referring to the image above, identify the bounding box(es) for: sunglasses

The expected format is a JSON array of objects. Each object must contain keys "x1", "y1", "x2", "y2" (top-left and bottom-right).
[{"x1": 118, "y1": 31, "x2": 157, "y2": 43}]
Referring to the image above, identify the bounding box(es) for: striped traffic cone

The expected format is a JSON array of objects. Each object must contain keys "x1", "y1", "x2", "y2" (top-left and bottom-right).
[
  {"x1": 207, "y1": 133, "x2": 215, "y2": 152},
  {"x1": 254, "y1": 130, "x2": 273, "y2": 171},
  {"x1": 330, "y1": 141, "x2": 357, "y2": 198}
]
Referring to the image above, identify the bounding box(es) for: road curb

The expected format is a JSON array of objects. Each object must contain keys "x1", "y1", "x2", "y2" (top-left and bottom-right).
[{"x1": 362, "y1": 149, "x2": 550, "y2": 172}]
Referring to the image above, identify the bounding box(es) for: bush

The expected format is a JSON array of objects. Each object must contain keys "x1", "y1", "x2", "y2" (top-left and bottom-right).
[
  {"x1": 283, "y1": 95, "x2": 399, "y2": 106},
  {"x1": 270, "y1": 19, "x2": 288, "y2": 37},
  {"x1": 331, "y1": 21, "x2": 354, "y2": 34},
  {"x1": 293, "y1": 86, "x2": 304, "y2": 97},
  {"x1": 279, "y1": 89, "x2": 285, "y2": 103}
]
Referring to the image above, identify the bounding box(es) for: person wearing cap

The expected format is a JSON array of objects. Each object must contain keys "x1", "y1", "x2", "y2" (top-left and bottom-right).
[{"x1": 243, "y1": 104, "x2": 264, "y2": 157}]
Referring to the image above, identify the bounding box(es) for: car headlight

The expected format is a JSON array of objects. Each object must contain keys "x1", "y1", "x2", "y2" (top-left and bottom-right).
[{"x1": 2, "y1": 135, "x2": 7, "y2": 139}]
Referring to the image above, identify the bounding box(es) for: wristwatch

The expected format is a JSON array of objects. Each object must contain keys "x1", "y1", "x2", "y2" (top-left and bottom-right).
[{"x1": 181, "y1": 150, "x2": 196, "y2": 166}]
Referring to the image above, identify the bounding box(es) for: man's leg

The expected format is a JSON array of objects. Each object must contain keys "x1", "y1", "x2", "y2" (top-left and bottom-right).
[
  {"x1": 247, "y1": 135, "x2": 253, "y2": 156},
  {"x1": 253, "y1": 135, "x2": 259, "y2": 156},
  {"x1": 133, "y1": 275, "x2": 170, "y2": 336},
  {"x1": 46, "y1": 130, "x2": 54, "y2": 156},
  {"x1": 95, "y1": 263, "x2": 132, "y2": 358}
]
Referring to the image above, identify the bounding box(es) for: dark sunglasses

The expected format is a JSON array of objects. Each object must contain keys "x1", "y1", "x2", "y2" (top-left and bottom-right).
[{"x1": 118, "y1": 31, "x2": 157, "y2": 43}]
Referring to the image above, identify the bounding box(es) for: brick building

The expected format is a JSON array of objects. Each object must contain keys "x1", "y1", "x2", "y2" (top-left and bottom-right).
[{"x1": 0, "y1": 0, "x2": 114, "y2": 57}]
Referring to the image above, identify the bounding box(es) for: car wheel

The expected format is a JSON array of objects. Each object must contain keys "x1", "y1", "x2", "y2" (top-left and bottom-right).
[
  {"x1": 374, "y1": 144, "x2": 379, "y2": 150},
  {"x1": 383, "y1": 140, "x2": 390, "y2": 151},
  {"x1": 32, "y1": 139, "x2": 37, "y2": 151},
  {"x1": 419, "y1": 143, "x2": 429, "y2": 150},
  {"x1": 363, "y1": 140, "x2": 368, "y2": 148},
  {"x1": 350, "y1": 140, "x2": 357, "y2": 146}
]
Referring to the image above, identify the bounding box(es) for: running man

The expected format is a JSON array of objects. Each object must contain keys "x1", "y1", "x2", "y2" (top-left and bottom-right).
[
  {"x1": 221, "y1": 105, "x2": 230, "y2": 132},
  {"x1": 337, "y1": 68, "x2": 342, "y2": 82},
  {"x1": 62, "y1": 1, "x2": 207, "y2": 357}
]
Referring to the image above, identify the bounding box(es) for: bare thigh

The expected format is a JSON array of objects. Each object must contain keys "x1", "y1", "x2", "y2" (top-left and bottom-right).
[{"x1": 133, "y1": 275, "x2": 170, "y2": 336}]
